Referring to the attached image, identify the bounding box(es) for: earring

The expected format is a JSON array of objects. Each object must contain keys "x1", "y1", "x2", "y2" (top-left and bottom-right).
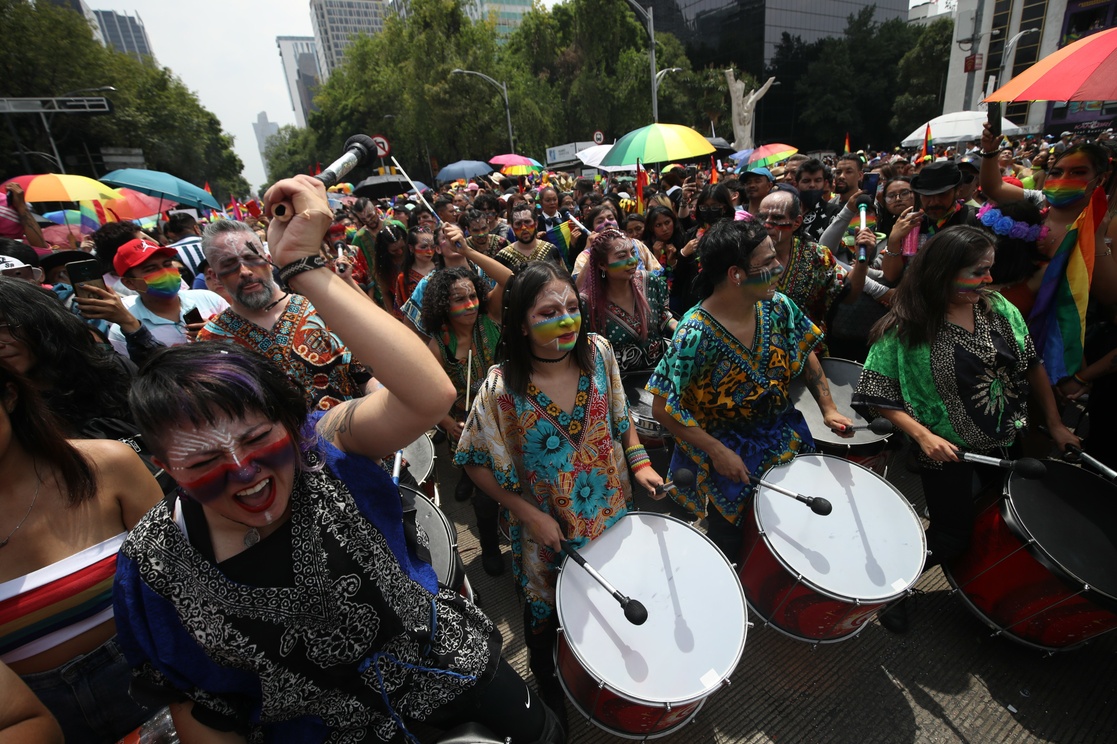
[{"x1": 600, "y1": 269, "x2": 606, "y2": 278}]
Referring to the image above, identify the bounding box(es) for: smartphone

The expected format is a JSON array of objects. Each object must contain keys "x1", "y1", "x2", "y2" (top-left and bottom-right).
[
  {"x1": 183, "y1": 308, "x2": 204, "y2": 326},
  {"x1": 684, "y1": 166, "x2": 698, "y2": 181},
  {"x1": 861, "y1": 173, "x2": 880, "y2": 199},
  {"x1": 66, "y1": 259, "x2": 108, "y2": 298},
  {"x1": 987, "y1": 101, "x2": 1003, "y2": 138}
]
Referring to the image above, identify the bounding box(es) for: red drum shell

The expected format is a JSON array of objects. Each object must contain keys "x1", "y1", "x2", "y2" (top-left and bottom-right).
[{"x1": 945, "y1": 460, "x2": 1117, "y2": 651}]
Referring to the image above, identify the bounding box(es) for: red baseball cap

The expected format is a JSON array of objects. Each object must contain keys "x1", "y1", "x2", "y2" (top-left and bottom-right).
[{"x1": 113, "y1": 238, "x2": 178, "y2": 276}]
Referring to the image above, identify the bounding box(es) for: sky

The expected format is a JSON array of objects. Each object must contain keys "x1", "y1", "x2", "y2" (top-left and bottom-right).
[{"x1": 114, "y1": 0, "x2": 925, "y2": 191}]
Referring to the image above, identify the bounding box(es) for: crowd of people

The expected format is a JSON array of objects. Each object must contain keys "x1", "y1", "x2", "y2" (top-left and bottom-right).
[{"x1": 0, "y1": 122, "x2": 1115, "y2": 742}]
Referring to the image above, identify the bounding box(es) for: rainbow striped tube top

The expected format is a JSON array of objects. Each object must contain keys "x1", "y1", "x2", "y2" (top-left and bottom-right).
[{"x1": 0, "y1": 533, "x2": 126, "y2": 663}]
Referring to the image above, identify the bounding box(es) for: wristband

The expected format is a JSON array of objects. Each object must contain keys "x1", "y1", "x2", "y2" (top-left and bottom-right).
[
  {"x1": 630, "y1": 459, "x2": 653, "y2": 473},
  {"x1": 278, "y1": 255, "x2": 328, "y2": 285},
  {"x1": 625, "y1": 443, "x2": 650, "y2": 470},
  {"x1": 1073, "y1": 373, "x2": 1090, "y2": 386},
  {"x1": 980, "y1": 150, "x2": 999, "y2": 159}
]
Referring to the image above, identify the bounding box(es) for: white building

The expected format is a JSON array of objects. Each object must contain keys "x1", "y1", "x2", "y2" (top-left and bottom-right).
[
  {"x1": 310, "y1": 0, "x2": 391, "y2": 79},
  {"x1": 277, "y1": 35, "x2": 321, "y2": 128}
]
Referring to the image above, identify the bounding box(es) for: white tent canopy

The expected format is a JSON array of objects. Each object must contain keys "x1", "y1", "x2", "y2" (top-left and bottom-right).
[
  {"x1": 576, "y1": 144, "x2": 637, "y2": 172},
  {"x1": 901, "y1": 111, "x2": 1026, "y2": 148}
]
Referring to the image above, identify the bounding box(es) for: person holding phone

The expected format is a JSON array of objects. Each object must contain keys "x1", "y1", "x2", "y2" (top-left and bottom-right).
[{"x1": 101, "y1": 239, "x2": 228, "y2": 360}]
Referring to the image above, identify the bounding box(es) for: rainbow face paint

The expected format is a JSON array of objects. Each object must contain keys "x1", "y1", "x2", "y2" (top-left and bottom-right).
[
  {"x1": 413, "y1": 244, "x2": 435, "y2": 260},
  {"x1": 606, "y1": 255, "x2": 639, "y2": 276},
  {"x1": 953, "y1": 274, "x2": 988, "y2": 293},
  {"x1": 173, "y1": 432, "x2": 295, "y2": 504},
  {"x1": 449, "y1": 296, "x2": 480, "y2": 318},
  {"x1": 138, "y1": 267, "x2": 182, "y2": 299},
  {"x1": 531, "y1": 311, "x2": 581, "y2": 352},
  {"x1": 1042, "y1": 177, "x2": 1091, "y2": 207},
  {"x1": 744, "y1": 262, "x2": 785, "y2": 286}
]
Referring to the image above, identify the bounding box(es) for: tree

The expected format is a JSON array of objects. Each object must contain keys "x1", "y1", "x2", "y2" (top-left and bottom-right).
[
  {"x1": 263, "y1": 125, "x2": 318, "y2": 186},
  {"x1": 0, "y1": 0, "x2": 246, "y2": 197},
  {"x1": 891, "y1": 19, "x2": 954, "y2": 137}
]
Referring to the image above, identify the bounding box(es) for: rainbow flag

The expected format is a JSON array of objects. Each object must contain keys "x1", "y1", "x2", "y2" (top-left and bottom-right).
[
  {"x1": 920, "y1": 125, "x2": 932, "y2": 161},
  {"x1": 203, "y1": 181, "x2": 213, "y2": 195},
  {"x1": 709, "y1": 156, "x2": 718, "y2": 185},
  {"x1": 227, "y1": 197, "x2": 243, "y2": 221},
  {"x1": 1028, "y1": 188, "x2": 1104, "y2": 382},
  {"x1": 635, "y1": 159, "x2": 648, "y2": 213},
  {"x1": 544, "y1": 220, "x2": 574, "y2": 263},
  {"x1": 844, "y1": 132, "x2": 851, "y2": 154}
]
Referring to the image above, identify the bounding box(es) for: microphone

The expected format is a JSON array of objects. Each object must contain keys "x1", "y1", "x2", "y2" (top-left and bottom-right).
[
  {"x1": 959, "y1": 452, "x2": 1047, "y2": 479},
  {"x1": 751, "y1": 476, "x2": 832, "y2": 515},
  {"x1": 561, "y1": 540, "x2": 647, "y2": 625},
  {"x1": 855, "y1": 194, "x2": 875, "y2": 263},
  {"x1": 272, "y1": 135, "x2": 378, "y2": 221},
  {"x1": 654, "y1": 467, "x2": 696, "y2": 496},
  {"x1": 838, "y1": 418, "x2": 894, "y2": 435}
]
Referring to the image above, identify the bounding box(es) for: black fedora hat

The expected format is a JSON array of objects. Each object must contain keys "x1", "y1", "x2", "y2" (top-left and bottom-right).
[{"x1": 911, "y1": 161, "x2": 963, "y2": 195}]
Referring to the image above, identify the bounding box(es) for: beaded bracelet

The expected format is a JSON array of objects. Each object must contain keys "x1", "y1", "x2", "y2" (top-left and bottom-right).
[{"x1": 625, "y1": 444, "x2": 651, "y2": 472}]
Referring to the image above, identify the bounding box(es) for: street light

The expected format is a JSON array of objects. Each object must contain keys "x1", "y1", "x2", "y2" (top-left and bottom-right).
[
  {"x1": 1001, "y1": 28, "x2": 1040, "y2": 87},
  {"x1": 625, "y1": 1, "x2": 659, "y2": 122},
  {"x1": 654, "y1": 67, "x2": 683, "y2": 99},
  {"x1": 41, "y1": 85, "x2": 116, "y2": 173},
  {"x1": 450, "y1": 69, "x2": 515, "y2": 154}
]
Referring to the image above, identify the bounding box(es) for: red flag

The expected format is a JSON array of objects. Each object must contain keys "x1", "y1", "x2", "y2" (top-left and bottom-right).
[
  {"x1": 635, "y1": 159, "x2": 648, "y2": 213},
  {"x1": 844, "y1": 133, "x2": 851, "y2": 154},
  {"x1": 245, "y1": 199, "x2": 263, "y2": 218}
]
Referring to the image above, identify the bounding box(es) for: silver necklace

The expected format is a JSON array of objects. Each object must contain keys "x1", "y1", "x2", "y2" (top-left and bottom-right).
[{"x1": 0, "y1": 479, "x2": 40, "y2": 549}]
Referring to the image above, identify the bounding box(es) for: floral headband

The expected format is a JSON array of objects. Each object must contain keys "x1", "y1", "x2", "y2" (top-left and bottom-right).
[{"x1": 977, "y1": 203, "x2": 1049, "y2": 243}]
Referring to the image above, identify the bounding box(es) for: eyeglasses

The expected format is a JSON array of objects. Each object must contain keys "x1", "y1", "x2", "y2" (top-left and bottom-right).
[
  {"x1": 215, "y1": 251, "x2": 270, "y2": 277},
  {"x1": 885, "y1": 190, "x2": 914, "y2": 202},
  {"x1": 0, "y1": 323, "x2": 19, "y2": 342}
]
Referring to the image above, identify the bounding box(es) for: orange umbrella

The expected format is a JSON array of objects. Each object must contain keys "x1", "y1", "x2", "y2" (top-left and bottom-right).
[{"x1": 985, "y1": 27, "x2": 1117, "y2": 102}]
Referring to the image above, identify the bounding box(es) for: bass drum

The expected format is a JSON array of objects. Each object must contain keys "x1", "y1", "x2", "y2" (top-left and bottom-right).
[
  {"x1": 740, "y1": 453, "x2": 926, "y2": 643},
  {"x1": 790, "y1": 357, "x2": 890, "y2": 474},
  {"x1": 400, "y1": 485, "x2": 473, "y2": 603},
  {"x1": 945, "y1": 460, "x2": 1117, "y2": 651},
  {"x1": 556, "y1": 512, "x2": 747, "y2": 739}
]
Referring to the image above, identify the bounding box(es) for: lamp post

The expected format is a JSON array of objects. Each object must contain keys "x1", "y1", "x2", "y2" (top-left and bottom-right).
[
  {"x1": 625, "y1": 1, "x2": 659, "y2": 122},
  {"x1": 43, "y1": 86, "x2": 116, "y2": 173},
  {"x1": 1002, "y1": 28, "x2": 1040, "y2": 87},
  {"x1": 654, "y1": 67, "x2": 683, "y2": 100},
  {"x1": 451, "y1": 69, "x2": 514, "y2": 154}
]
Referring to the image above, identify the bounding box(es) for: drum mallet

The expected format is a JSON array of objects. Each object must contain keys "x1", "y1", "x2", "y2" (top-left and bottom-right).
[
  {"x1": 836, "y1": 418, "x2": 894, "y2": 435},
  {"x1": 1065, "y1": 444, "x2": 1117, "y2": 481},
  {"x1": 958, "y1": 452, "x2": 1046, "y2": 479},
  {"x1": 654, "y1": 468, "x2": 696, "y2": 496},
  {"x1": 750, "y1": 476, "x2": 833, "y2": 516},
  {"x1": 560, "y1": 540, "x2": 648, "y2": 625},
  {"x1": 271, "y1": 135, "x2": 378, "y2": 221}
]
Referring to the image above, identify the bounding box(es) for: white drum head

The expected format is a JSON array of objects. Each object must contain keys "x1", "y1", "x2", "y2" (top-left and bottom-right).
[
  {"x1": 756, "y1": 453, "x2": 925, "y2": 602},
  {"x1": 402, "y1": 434, "x2": 435, "y2": 484},
  {"x1": 556, "y1": 513, "x2": 747, "y2": 705}
]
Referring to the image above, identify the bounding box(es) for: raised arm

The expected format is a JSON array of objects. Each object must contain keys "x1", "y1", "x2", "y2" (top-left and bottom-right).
[
  {"x1": 979, "y1": 122, "x2": 1025, "y2": 204},
  {"x1": 263, "y1": 176, "x2": 456, "y2": 460}
]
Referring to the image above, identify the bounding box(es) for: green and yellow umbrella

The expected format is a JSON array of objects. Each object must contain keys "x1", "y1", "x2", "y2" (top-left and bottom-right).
[{"x1": 599, "y1": 124, "x2": 715, "y2": 167}]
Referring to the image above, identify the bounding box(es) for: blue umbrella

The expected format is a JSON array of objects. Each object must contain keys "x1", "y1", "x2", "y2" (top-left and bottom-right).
[
  {"x1": 407, "y1": 182, "x2": 429, "y2": 195},
  {"x1": 100, "y1": 168, "x2": 221, "y2": 211},
  {"x1": 435, "y1": 160, "x2": 493, "y2": 183},
  {"x1": 728, "y1": 149, "x2": 754, "y2": 162}
]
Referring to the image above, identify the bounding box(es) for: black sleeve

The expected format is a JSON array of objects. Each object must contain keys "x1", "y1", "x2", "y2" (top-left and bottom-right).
[{"x1": 122, "y1": 324, "x2": 168, "y2": 367}]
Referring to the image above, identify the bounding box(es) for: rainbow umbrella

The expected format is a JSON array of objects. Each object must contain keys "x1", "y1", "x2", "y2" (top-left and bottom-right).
[
  {"x1": 501, "y1": 164, "x2": 542, "y2": 176},
  {"x1": 745, "y1": 143, "x2": 798, "y2": 170},
  {"x1": 599, "y1": 124, "x2": 715, "y2": 167},
  {"x1": 43, "y1": 209, "x2": 99, "y2": 233},
  {"x1": 102, "y1": 188, "x2": 171, "y2": 221},
  {"x1": 985, "y1": 27, "x2": 1117, "y2": 102},
  {"x1": 1, "y1": 174, "x2": 122, "y2": 203},
  {"x1": 489, "y1": 154, "x2": 541, "y2": 167}
]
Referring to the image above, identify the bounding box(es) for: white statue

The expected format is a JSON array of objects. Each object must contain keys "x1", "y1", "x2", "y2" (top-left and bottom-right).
[{"x1": 726, "y1": 72, "x2": 776, "y2": 152}]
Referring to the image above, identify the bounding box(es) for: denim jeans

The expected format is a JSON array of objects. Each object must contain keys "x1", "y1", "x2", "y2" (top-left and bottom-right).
[{"x1": 20, "y1": 635, "x2": 154, "y2": 743}]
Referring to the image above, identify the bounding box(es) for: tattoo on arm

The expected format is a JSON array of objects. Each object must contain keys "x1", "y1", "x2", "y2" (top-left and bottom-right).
[
  {"x1": 318, "y1": 400, "x2": 358, "y2": 442},
  {"x1": 806, "y1": 359, "x2": 832, "y2": 401}
]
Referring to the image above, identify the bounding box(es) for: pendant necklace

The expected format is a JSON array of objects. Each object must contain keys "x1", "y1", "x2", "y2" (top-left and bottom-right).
[{"x1": 0, "y1": 479, "x2": 40, "y2": 549}]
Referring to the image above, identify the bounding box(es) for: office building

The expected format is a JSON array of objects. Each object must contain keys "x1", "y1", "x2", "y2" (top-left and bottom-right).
[
  {"x1": 310, "y1": 0, "x2": 390, "y2": 79},
  {"x1": 277, "y1": 35, "x2": 321, "y2": 128},
  {"x1": 252, "y1": 112, "x2": 280, "y2": 165},
  {"x1": 472, "y1": 0, "x2": 534, "y2": 36},
  {"x1": 44, "y1": 0, "x2": 104, "y2": 44},
  {"x1": 92, "y1": 9, "x2": 155, "y2": 61}
]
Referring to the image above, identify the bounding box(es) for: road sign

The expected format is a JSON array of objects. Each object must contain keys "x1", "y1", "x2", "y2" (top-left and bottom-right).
[
  {"x1": 593, "y1": 130, "x2": 605, "y2": 145},
  {"x1": 964, "y1": 54, "x2": 983, "y2": 73},
  {"x1": 371, "y1": 134, "x2": 391, "y2": 158}
]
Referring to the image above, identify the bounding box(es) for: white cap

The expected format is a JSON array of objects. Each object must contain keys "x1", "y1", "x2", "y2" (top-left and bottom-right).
[{"x1": 0, "y1": 254, "x2": 29, "y2": 271}]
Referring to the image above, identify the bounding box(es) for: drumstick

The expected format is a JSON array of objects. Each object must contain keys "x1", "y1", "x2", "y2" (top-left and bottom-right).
[
  {"x1": 836, "y1": 418, "x2": 894, "y2": 435},
  {"x1": 560, "y1": 540, "x2": 648, "y2": 625},
  {"x1": 958, "y1": 452, "x2": 1046, "y2": 479},
  {"x1": 654, "y1": 468, "x2": 695, "y2": 496},
  {"x1": 751, "y1": 476, "x2": 833, "y2": 515},
  {"x1": 465, "y1": 348, "x2": 473, "y2": 412},
  {"x1": 391, "y1": 450, "x2": 403, "y2": 486},
  {"x1": 1065, "y1": 444, "x2": 1117, "y2": 481}
]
